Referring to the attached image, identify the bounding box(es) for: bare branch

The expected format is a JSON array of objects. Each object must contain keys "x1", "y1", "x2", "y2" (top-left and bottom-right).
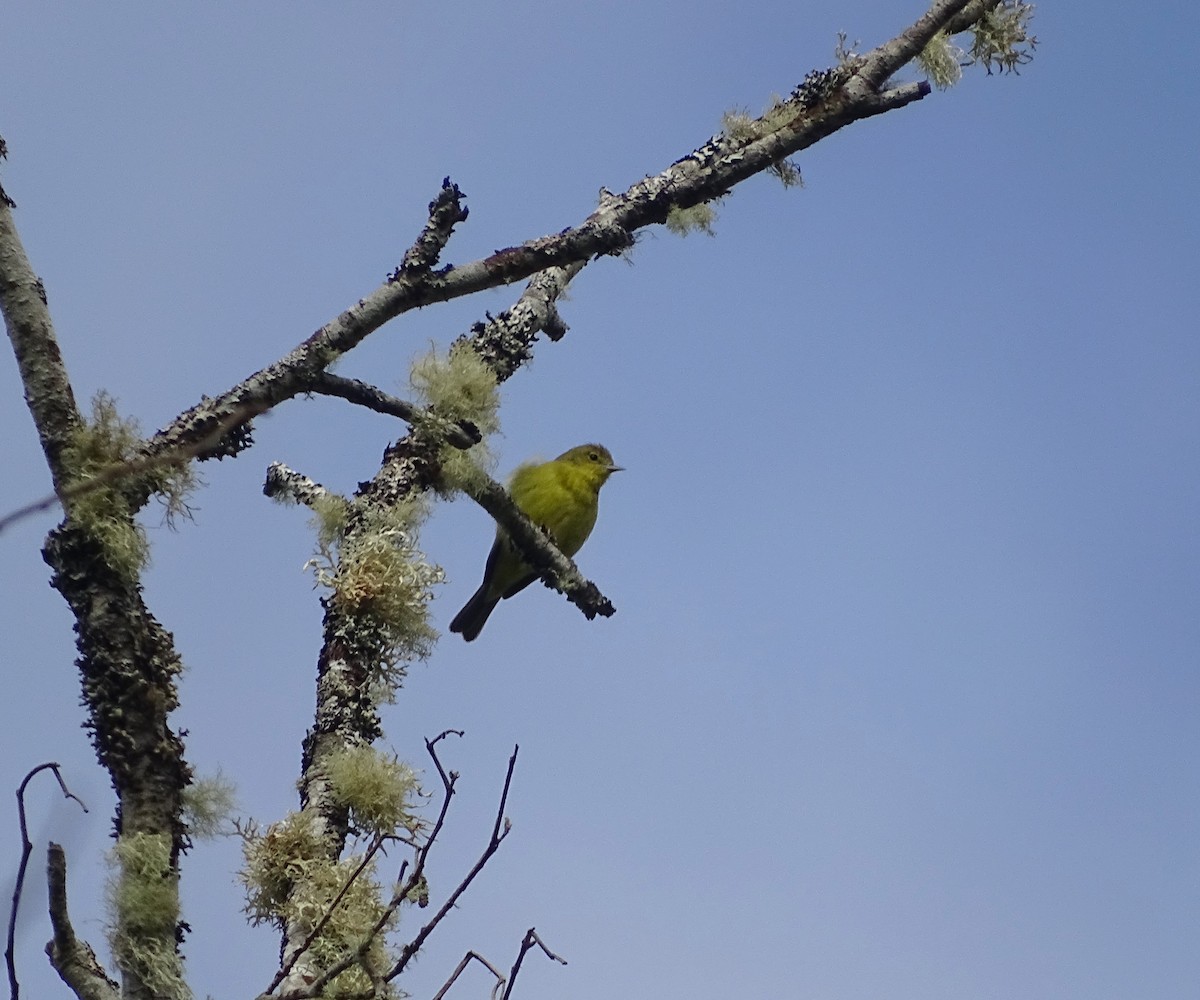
[
  {"x1": 392, "y1": 177, "x2": 470, "y2": 277},
  {"x1": 45, "y1": 844, "x2": 118, "y2": 1000},
  {"x1": 139, "y1": 176, "x2": 472, "y2": 466},
  {"x1": 300, "y1": 374, "x2": 480, "y2": 450},
  {"x1": 424, "y1": 730, "x2": 465, "y2": 794},
  {"x1": 500, "y1": 929, "x2": 568, "y2": 1000},
  {"x1": 386, "y1": 746, "x2": 519, "y2": 982},
  {"x1": 431, "y1": 951, "x2": 507, "y2": 1000},
  {"x1": 262, "y1": 463, "x2": 336, "y2": 509},
  {"x1": 462, "y1": 473, "x2": 615, "y2": 622},
  {"x1": 0, "y1": 194, "x2": 82, "y2": 486},
  {"x1": 7, "y1": 764, "x2": 88, "y2": 1000}
]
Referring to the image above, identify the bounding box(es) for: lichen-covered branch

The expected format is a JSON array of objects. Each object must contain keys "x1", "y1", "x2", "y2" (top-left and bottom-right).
[
  {"x1": 462, "y1": 473, "x2": 615, "y2": 621},
  {"x1": 3, "y1": 165, "x2": 195, "y2": 1000},
  {"x1": 264, "y1": 7, "x2": 1026, "y2": 986},
  {"x1": 135, "y1": 0, "x2": 1003, "y2": 482},
  {"x1": 263, "y1": 463, "x2": 336, "y2": 509},
  {"x1": 0, "y1": 192, "x2": 81, "y2": 484}
]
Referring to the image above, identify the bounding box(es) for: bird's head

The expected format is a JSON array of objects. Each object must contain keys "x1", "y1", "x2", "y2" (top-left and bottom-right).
[{"x1": 557, "y1": 443, "x2": 623, "y2": 487}]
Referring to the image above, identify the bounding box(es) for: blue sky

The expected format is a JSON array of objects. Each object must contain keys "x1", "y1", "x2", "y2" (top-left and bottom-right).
[{"x1": 2, "y1": 3, "x2": 1198, "y2": 998}]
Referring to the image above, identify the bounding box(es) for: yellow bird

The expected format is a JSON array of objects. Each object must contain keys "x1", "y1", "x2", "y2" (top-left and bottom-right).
[{"x1": 450, "y1": 443, "x2": 623, "y2": 641}]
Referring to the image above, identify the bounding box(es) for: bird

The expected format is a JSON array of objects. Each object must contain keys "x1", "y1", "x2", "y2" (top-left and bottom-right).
[{"x1": 450, "y1": 443, "x2": 622, "y2": 641}]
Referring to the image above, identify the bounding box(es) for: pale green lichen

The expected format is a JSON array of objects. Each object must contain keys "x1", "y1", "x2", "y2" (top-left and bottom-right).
[
  {"x1": 240, "y1": 814, "x2": 401, "y2": 997},
  {"x1": 309, "y1": 493, "x2": 351, "y2": 554},
  {"x1": 409, "y1": 343, "x2": 501, "y2": 499},
  {"x1": 326, "y1": 745, "x2": 423, "y2": 839},
  {"x1": 769, "y1": 158, "x2": 803, "y2": 189},
  {"x1": 182, "y1": 773, "x2": 237, "y2": 840},
  {"x1": 918, "y1": 29, "x2": 964, "y2": 89},
  {"x1": 720, "y1": 107, "x2": 757, "y2": 143},
  {"x1": 409, "y1": 343, "x2": 500, "y2": 434},
  {"x1": 721, "y1": 98, "x2": 803, "y2": 189},
  {"x1": 434, "y1": 441, "x2": 496, "y2": 498},
  {"x1": 665, "y1": 203, "x2": 717, "y2": 237},
  {"x1": 239, "y1": 811, "x2": 328, "y2": 924},
  {"x1": 308, "y1": 500, "x2": 444, "y2": 687},
  {"x1": 61, "y1": 392, "x2": 150, "y2": 578},
  {"x1": 107, "y1": 832, "x2": 191, "y2": 1000},
  {"x1": 970, "y1": 1, "x2": 1038, "y2": 74},
  {"x1": 280, "y1": 855, "x2": 398, "y2": 998},
  {"x1": 61, "y1": 392, "x2": 200, "y2": 578}
]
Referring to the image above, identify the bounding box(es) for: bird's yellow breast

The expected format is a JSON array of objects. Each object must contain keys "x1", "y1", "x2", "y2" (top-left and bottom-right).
[{"x1": 508, "y1": 457, "x2": 605, "y2": 556}]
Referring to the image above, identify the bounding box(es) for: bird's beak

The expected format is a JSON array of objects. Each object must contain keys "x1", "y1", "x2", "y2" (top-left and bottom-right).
[{"x1": 608, "y1": 464, "x2": 625, "y2": 473}]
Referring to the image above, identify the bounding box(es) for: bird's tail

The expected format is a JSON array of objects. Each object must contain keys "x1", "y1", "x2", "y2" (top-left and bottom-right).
[{"x1": 449, "y1": 583, "x2": 500, "y2": 642}]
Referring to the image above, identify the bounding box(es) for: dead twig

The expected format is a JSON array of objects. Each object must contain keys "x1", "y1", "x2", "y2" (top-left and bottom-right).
[{"x1": 7, "y1": 763, "x2": 87, "y2": 1000}]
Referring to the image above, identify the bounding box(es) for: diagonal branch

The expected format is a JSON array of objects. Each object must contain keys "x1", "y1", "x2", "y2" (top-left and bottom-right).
[
  {"x1": 394, "y1": 177, "x2": 470, "y2": 276},
  {"x1": 855, "y1": 0, "x2": 990, "y2": 89},
  {"x1": 500, "y1": 929, "x2": 568, "y2": 1000},
  {"x1": 0, "y1": 197, "x2": 82, "y2": 486},
  {"x1": 385, "y1": 745, "x2": 519, "y2": 982},
  {"x1": 139, "y1": 0, "x2": 1003, "y2": 476},
  {"x1": 431, "y1": 951, "x2": 507, "y2": 1000},
  {"x1": 462, "y1": 474, "x2": 614, "y2": 621},
  {"x1": 300, "y1": 373, "x2": 480, "y2": 450}
]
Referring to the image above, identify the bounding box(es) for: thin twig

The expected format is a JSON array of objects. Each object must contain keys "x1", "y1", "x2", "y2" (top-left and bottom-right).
[
  {"x1": 7, "y1": 764, "x2": 88, "y2": 1000},
  {"x1": 431, "y1": 951, "x2": 507, "y2": 1000},
  {"x1": 274, "y1": 733, "x2": 470, "y2": 999},
  {"x1": 301, "y1": 373, "x2": 480, "y2": 450},
  {"x1": 501, "y1": 929, "x2": 568, "y2": 1000},
  {"x1": 387, "y1": 746, "x2": 519, "y2": 981}
]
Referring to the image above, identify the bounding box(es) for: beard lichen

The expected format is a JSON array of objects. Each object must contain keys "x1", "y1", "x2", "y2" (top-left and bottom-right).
[
  {"x1": 325, "y1": 745, "x2": 424, "y2": 840},
  {"x1": 60, "y1": 391, "x2": 200, "y2": 579},
  {"x1": 409, "y1": 343, "x2": 500, "y2": 499},
  {"x1": 107, "y1": 832, "x2": 190, "y2": 1000},
  {"x1": 239, "y1": 812, "x2": 401, "y2": 997},
  {"x1": 918, "y1": 30, "x2": 965, "y2": 89},
  {"x1": 306, "y1": 498, "x2": 444, "y2": 690}
]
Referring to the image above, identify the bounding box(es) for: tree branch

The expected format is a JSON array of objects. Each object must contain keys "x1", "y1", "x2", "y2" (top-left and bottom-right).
[
  {"x1": 300, "y1": 373, "x2": 480, "y2": 450},
  {"x1": 431, "y1": 951, "x2": 507, "y2": 1000},
  {"x1": 854, "y1": 0, "x2": 989, "y2": 89},
  {"x1": 45, "y1": 844, "x2": 118, "y2": 1000},
  {"x1": 463, "y1": 474, "x2": 615, "y2": 621},
  {"x1": 138, "y1": 0, "x2": 991, "y2": 474},
  {"x1": 7, "y1": 764, "x2": 88, "y2": 1000},
  {"x1": 385, "y1": 746, "x2": 519, "y2": 983},
  {"x1": 500, "y1": 929, "x2": 568, "y2": 1000},
  {"x1": 263, "y1": 463, "x2": 336, "y2": 509},
  {"x1": 0, "y1": 194, "x2": 82, "y2": 486}
]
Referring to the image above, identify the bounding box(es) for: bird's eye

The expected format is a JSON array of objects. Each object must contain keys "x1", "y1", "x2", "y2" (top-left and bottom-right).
[{"x1": 589, "y1": 451, "x2": 600, "y2": 462}]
